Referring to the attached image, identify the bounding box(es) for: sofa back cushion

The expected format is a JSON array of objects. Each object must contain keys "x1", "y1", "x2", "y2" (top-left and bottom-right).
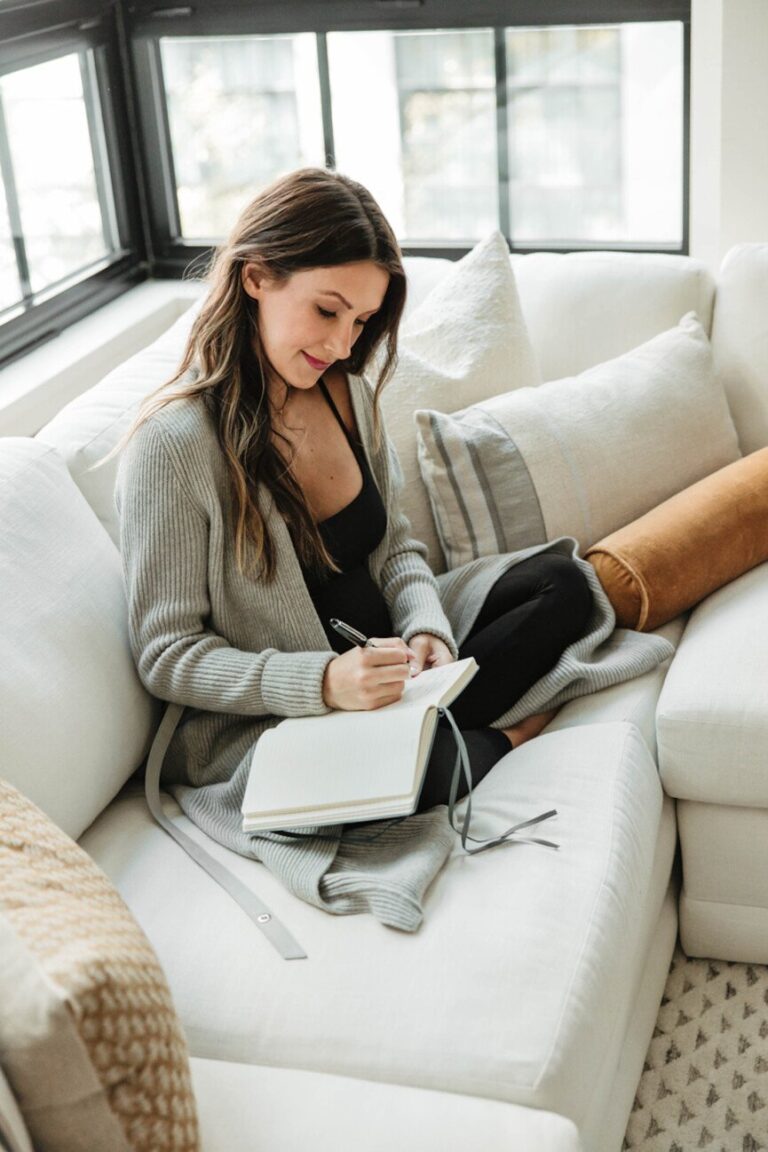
[
  {"x1": 710, "y1": 242, "x2": 768, "y2": 454},
  {"x1": 0, "y1": 438, "x2": 157, "y2": 839},
  {"x1": 511, "y1": 249, "x2": 715, "y2": 383},
  {"x1": 36, "y1": 302, "x2": 203, "y2": 547},
  {"x1": 36, "y1": 248, "x2": 716, "y2": 560}
]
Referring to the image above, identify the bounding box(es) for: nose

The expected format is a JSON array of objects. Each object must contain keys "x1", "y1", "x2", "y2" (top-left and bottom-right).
[{"x1": 324, "y1": 319, "x2": 356, "y2": 361}]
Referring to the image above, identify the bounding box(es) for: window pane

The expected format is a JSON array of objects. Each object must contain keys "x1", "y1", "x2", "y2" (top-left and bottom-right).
[
  {"x1": 1, "y1": 53, "x2": 116, "y2": 294},
  {"x1": 160, "y1": 35, "x2": 325, "y2": 240},
  {"x1": 0, "y1": 182, "x2": 21, "y2": 311},
  {"x1": 506, "y1": 23, "x2": 683, "y2": 245},
  {"x1": 329, "y1": 30, "x2": 498, "y2": 243}
]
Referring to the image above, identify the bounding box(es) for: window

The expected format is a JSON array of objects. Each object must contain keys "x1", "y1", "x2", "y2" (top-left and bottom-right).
[
  {"x1": 0, "y1": 53, "x2": 119, "y2": 308},
  {"x1": 0, "y1": 181, "x2": 17, "y2": 312},
  {"x1": 129, "y1": 1, "x2": 689, "y2": 268},
  {"x1": 329, "y1": 29, "x2": 498, "y2": 243},
  {"x1": 0, "y1": 1, "x2": 690, "y2": 366},
  {"x1": 505, "y1": 24, "x2": 683, "y2": 246},
  {"x1": 160, "y1": 34, "x2": 325, "y2": 240},
  {"x1": 0, "y1": 0, "x2": 144, "y2": 367}
]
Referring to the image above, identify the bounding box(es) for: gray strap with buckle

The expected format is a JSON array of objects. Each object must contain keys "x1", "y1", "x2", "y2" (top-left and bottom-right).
[{"x1": 144, "y1": 702, "x2": 307, "y2": 960}]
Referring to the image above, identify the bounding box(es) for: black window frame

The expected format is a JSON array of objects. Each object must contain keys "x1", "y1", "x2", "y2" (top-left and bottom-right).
[
  {"x1": 0, "y1": 0, "x2": 148, "y2": 367},
  {"x1": 127, "y1": 0, "x2": 691, "y2": 276},
  {"x1": 0, "y1": 0, "x2": 691, "y2": 367}
]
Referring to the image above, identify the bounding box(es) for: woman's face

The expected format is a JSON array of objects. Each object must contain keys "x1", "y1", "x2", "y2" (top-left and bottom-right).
[{"x1": 242, "y1": 260, "x2": 390, "y2": 391}]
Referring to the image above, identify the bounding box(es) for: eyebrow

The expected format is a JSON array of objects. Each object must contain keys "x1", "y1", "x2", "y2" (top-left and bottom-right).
[{"x1": 319, "y1": 289, "x2": 379, "y2": 315}]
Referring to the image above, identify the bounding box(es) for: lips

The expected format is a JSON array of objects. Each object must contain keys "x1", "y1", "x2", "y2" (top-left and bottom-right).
[{"x1": 302, "y1": 351, "x2": 331, "y2": 371}]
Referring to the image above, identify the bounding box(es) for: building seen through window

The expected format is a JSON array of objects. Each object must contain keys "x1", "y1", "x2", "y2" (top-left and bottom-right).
[
  {"x1": 160, "y1": 34, "x2": 325, "y2": 240},
  {"x1": 331, "y1": 29, "x2": 499, "y2": 243},
  {"x1": 505, "y1": 24, "x2": 682, "y2": 245},
  {"x1": 0, "y1": 52, "x2": 119, "y2": 320},
  {"x1": 156, "y1": 22, "x2": 683, "y2": 250}
]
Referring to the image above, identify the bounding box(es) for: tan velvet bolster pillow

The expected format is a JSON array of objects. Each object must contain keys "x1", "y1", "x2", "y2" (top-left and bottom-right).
[{"x1": 585, "y1": 447, "x2": 768, "y2": 631}]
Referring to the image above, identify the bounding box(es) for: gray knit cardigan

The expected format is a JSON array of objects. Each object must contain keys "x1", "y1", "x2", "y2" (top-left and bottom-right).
[{"x1": 116, "y1": 376, "x2": 674, "y2": 932}]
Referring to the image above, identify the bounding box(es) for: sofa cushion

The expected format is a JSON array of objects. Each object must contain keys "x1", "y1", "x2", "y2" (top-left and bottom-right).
[
  {"x1": 657, "y1": 561, "x2": 768, "y2": 807},
  {"x1": 415, "y1": 313, "x2": 741, "y2": 566},
  {"x1": 676, "y1": 801, "x2": 768, "y2": 964},
  {"x1": 0, "y1": 438, "x2": 156, "y2": 838},
  {"x1": 586, "y1": 447, "x2": 768, "y2": 630},
  {"x1": 399, "y1": 255, "x2": 453, "y2": 315},
  {"x1": 35, "y1": 301, "x2": 203, "y2": 547},
  {"x1": 414, "y1": 250, "x2": 716, "y2": 384},
  {"x1": 710, "y1": 242, "x2": 768, "y2": 454},
  {"x1": 379, "y1": 230, "x2": 540, "y2": 572},
  {"x1": 512, "y1": 249, "x2": 715, "y2": 383},
  {"x1": 189, "y1": 1058, "x2": 583, "y2": 1152},
  {"x1": 81, "y1": 721, "x2": 667, "y2": 1135},
  {"x1": 0, "y1": 780, "x2": 199, "y2": 1152}
]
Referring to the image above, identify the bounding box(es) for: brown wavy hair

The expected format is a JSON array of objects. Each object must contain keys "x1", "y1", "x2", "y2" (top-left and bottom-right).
[{"x1": 113, "y1": 167, "x2": 406, "y2": 579}]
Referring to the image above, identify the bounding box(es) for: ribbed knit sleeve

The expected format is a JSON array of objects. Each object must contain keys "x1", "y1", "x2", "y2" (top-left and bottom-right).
[
  {"x1": 117, "y1": 417, "x2": 334, "y2": 717},
  {"x1": 375, "y1": 439, "x2": 459, "y2": 658}
]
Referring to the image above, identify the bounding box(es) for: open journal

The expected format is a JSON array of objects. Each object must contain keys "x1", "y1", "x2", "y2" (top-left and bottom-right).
[{"x1": 241, "y1": 656, "x2": 479, "y2": 832}]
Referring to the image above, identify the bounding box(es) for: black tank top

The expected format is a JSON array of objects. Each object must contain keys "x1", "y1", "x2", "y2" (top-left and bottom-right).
[{"x1": 300, "y1": 380, "x2": 393, "y2": 652}]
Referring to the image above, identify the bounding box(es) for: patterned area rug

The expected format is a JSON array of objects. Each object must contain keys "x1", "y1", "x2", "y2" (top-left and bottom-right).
[{"x1": 624, "y1": 945, "x2": 768, "y2": 1151}]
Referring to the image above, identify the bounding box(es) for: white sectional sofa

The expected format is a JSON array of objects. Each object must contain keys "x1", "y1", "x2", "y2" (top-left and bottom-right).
[{"x1": 2, "y1": 242, "x2": 768, "y2": 1152}]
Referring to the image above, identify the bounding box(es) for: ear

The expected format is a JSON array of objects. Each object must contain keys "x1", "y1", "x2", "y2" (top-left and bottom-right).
[{"x1": 242, "y1": 262, "x2": 266, "y2": 301}]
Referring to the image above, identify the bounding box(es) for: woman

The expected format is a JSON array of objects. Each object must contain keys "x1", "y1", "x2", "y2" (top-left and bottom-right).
[{"x1": 114, "y1": 168, "x2": 610, "y2": 936}]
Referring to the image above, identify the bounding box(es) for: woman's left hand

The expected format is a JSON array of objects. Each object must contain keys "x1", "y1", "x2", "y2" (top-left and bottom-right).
[{"x1": 407, "y1": 633, "x2": 455, "y2": 675}]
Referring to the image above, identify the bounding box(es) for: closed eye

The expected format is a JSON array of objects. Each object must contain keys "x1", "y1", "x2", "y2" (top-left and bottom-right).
[{"x1": 317, "y1": 305, "x2": 367, "y2": 327}]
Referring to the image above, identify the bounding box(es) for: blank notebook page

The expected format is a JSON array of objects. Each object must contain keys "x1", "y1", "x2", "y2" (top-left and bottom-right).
[{"x1": 244, "y1": 659, "x2": 477, "y2": 815}]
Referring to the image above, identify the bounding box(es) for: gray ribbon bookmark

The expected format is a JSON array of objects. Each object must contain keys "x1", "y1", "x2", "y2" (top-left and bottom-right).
[
  {"x1": 439, "y1": 707, "x2": 560, "y2": 854},
  {"x1": 144, "y1": 702, "x2": 307, "y2": 960}
]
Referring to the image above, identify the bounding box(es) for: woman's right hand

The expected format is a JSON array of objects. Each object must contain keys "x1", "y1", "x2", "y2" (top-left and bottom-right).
[{"x1": 322, "y1": 639, "x2": 416, "y2": 711}]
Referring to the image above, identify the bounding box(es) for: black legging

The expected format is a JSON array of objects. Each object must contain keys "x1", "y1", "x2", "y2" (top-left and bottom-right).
[{"x1": 416, "y1": 552, "x2": 593, "y2": 812}]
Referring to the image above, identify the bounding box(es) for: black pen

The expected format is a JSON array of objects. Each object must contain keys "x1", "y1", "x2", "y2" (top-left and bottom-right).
[
  {"x1": 329, "y1": 618, "x2": 421, "y2": 675},
  {"x1": 329, "y1": 618, "x2": 378, "y2": 648}
]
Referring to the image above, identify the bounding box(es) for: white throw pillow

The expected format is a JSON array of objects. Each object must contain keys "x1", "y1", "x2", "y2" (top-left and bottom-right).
[
  {"x1": 378, "y1": 231, "x2": 540, "y2": 573},
  {"x1": 0, "y1": 438, "x2": 157, "y2": 839},
  {"x1": 415, "y1": 312, "x2": 742, "y2": 568}
]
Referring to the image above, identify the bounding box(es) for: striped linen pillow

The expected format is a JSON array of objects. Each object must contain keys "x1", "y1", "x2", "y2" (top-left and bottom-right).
[{"x1": 415, "y1": 313, "x2": 742, "y2": 569}]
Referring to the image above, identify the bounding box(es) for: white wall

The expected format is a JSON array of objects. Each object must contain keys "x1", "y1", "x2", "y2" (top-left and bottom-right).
[
  {"x1": 690, "y1": 0, "x2": 768, "y2": 269},
  {"x1": 621, "y1": 22, "x2": 684, "y2": 244}
]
